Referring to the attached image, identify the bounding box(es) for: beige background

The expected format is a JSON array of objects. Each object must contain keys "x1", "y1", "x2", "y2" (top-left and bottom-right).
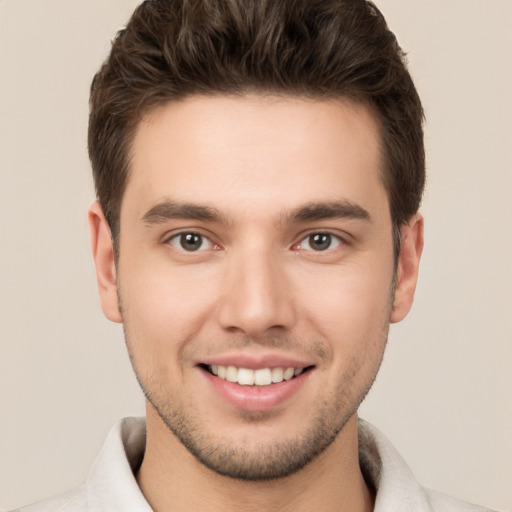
[{"x1": 0, "y1": 1, "x2": 511, "y2": 510}]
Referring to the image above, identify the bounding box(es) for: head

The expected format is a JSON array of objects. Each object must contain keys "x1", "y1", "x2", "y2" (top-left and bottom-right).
[
  {"x1": 88, "y1": 0, "x2": 425, "y2": 260},
  {"x1": 88, "y1": 0, "x2": 425, "y2": 482}
]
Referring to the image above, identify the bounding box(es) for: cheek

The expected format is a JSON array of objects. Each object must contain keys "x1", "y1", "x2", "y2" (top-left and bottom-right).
[
  {"x1": 299, "y1": 266, "x2": 392, "y2": 393},
  {"x1": 118, "y1": 253, "x2": 222, "y2": 344},
  {"x1": 297, "y1": 260, "x2": 394, "y2": 343}
]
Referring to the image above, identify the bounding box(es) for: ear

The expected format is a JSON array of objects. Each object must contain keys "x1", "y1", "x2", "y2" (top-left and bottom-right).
[
  {"x1": 390, "y1": 213, "x2": 424, "y2": 323},
  {"x1": 88, "y1": 202, "x2": 122, "y2": 323}
]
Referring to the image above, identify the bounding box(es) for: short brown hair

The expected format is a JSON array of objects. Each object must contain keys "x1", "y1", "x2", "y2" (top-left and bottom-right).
[{"x1": 88, "y1": 0, "x2": 425, "y2": 257}]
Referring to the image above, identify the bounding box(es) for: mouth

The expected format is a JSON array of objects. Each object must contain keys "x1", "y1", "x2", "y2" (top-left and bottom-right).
[{"x1": 199, "y1": 364, "x2": 314, "y2": 387}]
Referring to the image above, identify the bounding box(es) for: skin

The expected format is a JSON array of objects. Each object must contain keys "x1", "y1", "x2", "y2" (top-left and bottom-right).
[{"x1": 89, "y1": 95, "x2": 423, "y2": 512}]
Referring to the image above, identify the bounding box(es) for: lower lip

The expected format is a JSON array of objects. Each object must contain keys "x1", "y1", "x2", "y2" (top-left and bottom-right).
[{"x1": 200, "y1": 368, "x2": 311, "y2": 412}]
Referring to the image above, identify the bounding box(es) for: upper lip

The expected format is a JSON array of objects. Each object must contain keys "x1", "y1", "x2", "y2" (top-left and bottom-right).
[{"x1": 197, "y1": 353, "x2": 315, "y2": 370}]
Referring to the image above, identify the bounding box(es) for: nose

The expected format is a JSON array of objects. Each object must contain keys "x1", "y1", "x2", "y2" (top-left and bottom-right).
[{"x1": 216, "y1": 246, "x2": 296, "y2": 338}]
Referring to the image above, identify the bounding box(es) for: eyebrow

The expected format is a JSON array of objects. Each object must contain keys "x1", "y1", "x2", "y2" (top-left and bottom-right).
[
  {"x1": 142, "y1": 199, "x2": 232, "y2": 225},
  {"x1": 141, "y1": 199, "x2": 371, "y2": 227},
  {"x1": 284, "y1": 201, "x2": 371, "y2": 224}
]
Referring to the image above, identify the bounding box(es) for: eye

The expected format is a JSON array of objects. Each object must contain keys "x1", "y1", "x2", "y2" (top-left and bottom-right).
[
  {"x1": 168, "y1": 232, "x2": 213, "y2": 252},
  {"x1": 296, "y1": 232, "x2": 343, "y2": 252}
]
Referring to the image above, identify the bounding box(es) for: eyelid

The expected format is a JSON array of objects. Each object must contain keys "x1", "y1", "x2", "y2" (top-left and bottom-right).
[
  {"x1": 161, "y1": 227, "x2": 351, "y2": 252},
  {"x1": 292, "y1": 230, "x2": 350, "y2": 252},
  {"x1": 163, "y1": 229, "x2": 221, "y2": 251}
]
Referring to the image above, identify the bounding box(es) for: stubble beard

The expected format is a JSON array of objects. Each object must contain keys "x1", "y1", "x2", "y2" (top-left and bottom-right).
[
  {"x1": 119, "y1": 267, "x2": 395, "y2": 482},
  {"x1": 123, "y1": 327, "x2": 389, "y2": 482}
]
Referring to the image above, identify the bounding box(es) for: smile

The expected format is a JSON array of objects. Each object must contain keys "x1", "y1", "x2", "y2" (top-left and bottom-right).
[
  {"x1": 199, "y1": 361, "x2": 315, "y2": 411},
  {"x1": 206, "y1": 365, "x2": 306, "y2": 386}
]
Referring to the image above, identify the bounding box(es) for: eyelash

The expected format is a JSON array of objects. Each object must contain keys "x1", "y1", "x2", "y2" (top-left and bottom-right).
[
  {"x1": 165, "y1": 231, "x2": 347, "y2": 253},
  {"x1": 293, "y1": 232, "x2": 345, "y2": 252},
  {"x1": 167, "y1": 231, "x2": 219, "y2": 252}
]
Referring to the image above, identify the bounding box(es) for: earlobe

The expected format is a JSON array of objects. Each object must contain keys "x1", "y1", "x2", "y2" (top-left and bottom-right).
[
  {"x1": 390, "y1": 214, "x2": 424, "y2": 324},
  {"x1": 88, "y1": 202, "x2": 122, "y2": 323}
]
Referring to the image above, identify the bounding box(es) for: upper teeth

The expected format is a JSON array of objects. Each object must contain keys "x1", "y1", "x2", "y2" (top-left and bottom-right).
[{"x1": 209, "y1": 365, "x2": 303, "y2": 386}]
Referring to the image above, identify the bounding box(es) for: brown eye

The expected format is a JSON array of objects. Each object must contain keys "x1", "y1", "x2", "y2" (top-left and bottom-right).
[
  {"x1": 181, "y1": 233, "x2": 202, "y2": 251},
  {"x1": 309, "y1": 233, "x2": 332, "y2": 251},
  {"x1": 169, "y1": 232, "x2": 211, "y2": 252},
  {"x1": 295, "y1": 232, "x2": 343, "y2": 252}
]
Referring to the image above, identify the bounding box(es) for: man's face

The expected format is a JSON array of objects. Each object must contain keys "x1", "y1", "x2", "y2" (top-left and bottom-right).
[{"x1": 91, "y1": 95, "x2": 421, "y2": 480}]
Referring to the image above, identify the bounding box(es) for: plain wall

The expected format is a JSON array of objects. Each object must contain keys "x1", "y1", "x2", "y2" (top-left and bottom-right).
[{"x1": 0, "y1": 1, "x2": 510, "y2": 510}]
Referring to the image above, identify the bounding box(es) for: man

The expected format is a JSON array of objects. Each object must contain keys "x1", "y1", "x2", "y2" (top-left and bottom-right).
[{"x1": 14, "y1": 0, "x2": 496, "y2": 511}]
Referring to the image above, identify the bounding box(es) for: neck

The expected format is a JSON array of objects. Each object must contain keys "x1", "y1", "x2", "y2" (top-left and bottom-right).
[{"x1": 136, "y1": 406, "x2": 374, "y2": 512}]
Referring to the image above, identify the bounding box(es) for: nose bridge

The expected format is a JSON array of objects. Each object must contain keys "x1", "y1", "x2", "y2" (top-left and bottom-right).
[{"x1": 217, "y1": 239, "x2": 295, "y2": 336}]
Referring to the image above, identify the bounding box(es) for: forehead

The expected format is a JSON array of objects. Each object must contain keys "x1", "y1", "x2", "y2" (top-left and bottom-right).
[{"x1": 124, "y1": 94, "x2": 388, "y2": 222}]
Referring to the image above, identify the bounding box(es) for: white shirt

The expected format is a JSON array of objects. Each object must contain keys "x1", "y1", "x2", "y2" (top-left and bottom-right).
[{"x1": 13, "y1": 417, "x2": 495, "y2": 511}]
